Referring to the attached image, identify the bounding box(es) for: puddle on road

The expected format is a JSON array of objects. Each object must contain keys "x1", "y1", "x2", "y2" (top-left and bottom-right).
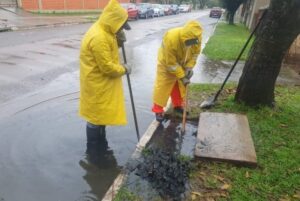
[
  {"x1": 79, "y1": 140, "x2": 122, "y2": 201},
  {"x1": 149, "y1": 119, "x2": 198, "y2": 156},
  {"x1": 0, "y1": 61, "x2": 16, "y2": 65},
  {"x1": 192, "y1": 54, "x2": 244, "y2": 84},
  {"x1": 52, "y1": 42, "x2": 77, "y2": 49}
]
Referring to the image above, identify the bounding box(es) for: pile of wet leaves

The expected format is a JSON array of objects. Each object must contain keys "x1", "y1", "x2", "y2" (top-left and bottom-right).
[{"x1": 135, "y1": 147, "x2": 192, "y2": 200}]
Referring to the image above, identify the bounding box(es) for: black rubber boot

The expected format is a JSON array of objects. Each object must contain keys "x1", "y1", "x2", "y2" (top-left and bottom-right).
[
  {"x1": 86, "y1": 123, "x2": 108, "y2": 159},
  {"x1": 155, "y1": 113, "x2": 165, "y2": 123}
]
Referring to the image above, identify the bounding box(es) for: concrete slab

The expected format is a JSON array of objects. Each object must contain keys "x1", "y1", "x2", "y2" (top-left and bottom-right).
[{"x1": 195, "y1": 112, "x2": 257, "y2": 165}]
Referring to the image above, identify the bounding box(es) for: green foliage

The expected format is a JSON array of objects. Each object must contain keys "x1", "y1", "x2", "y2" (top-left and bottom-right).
[
  {"x1": 141, "y1": 147, "x2": 151, "y2": 156},
  {"x1": 203, "y1": 23, "x2": 253, "y2": 60},
  {"x1": 113, "y1": 187, "x2": 142, "y2": 201},
  {"x1": 207, "y1": 0, "x2": 222, "y2": 8},
  {"x1": 222, "y1": 0, "x2": 245, "y2": 24},
  {"x1": 188, "y1": 84, "x2": 300, "y2": 200},
  {"x1": 178, "y1": 154, "x2": 192, "y2": 162},
  {"x1": 222, "y1": 0, "x2": 245, "y2": 12}
]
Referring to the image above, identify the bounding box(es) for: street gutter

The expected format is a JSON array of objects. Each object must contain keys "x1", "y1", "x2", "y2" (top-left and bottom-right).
[
  {"x1": 0, "y1": 27, "x2": 11, "y2": 32},
  {"x1": 12, "y1": 21, "x2": 92, "y2": 31},
  {"x1": 102, "y1": 119, "x2": 160, "y2": 201}
]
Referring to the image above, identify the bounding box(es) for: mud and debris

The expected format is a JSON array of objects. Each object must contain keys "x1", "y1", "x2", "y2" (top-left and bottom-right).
[
  {"x1": 136, "y1": 147, "x2": 192, "y2": 200},
  {"x1": 116, "y1": 119, "x2": 199, "y2": 201}
]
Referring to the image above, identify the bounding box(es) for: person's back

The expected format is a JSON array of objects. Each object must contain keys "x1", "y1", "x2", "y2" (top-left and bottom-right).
[{"x1": 79, "y1": 0, "x2": 128, "y2": 126}]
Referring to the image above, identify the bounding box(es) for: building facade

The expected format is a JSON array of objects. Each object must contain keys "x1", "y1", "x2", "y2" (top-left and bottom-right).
[
  {"x1": 19, "y1": 0, "x2": 137, "y2": 11},
  {"x1": 237, "y1": 0, "x2": 299, "y2": 68},
  {"x1": 237, "y1": 0, "x2": 270, "y2": 30},
  {"x1": 0, "y1": 0, "x2": 17, "y2": 6}
]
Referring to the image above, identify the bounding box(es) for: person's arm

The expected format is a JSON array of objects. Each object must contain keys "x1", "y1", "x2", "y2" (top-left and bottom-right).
[
  {"x1": 162, "y1": 39, "x2": 185, "y2": 79},
  {"x1": 184, "y1": 41, "x2": 201, "y2": 69},
  {"x1": 90, "y1": 36, "x2": 125, "y2": 77}
]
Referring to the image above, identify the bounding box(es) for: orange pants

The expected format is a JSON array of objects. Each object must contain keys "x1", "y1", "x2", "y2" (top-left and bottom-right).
[{"x1": 152, "y1": 81, "x2": 182, "y2": 113}]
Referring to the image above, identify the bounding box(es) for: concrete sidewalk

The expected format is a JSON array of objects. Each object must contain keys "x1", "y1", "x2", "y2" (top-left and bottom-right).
[{"x1": 0, "y1": 7, "x2": 97, "y2": 31}]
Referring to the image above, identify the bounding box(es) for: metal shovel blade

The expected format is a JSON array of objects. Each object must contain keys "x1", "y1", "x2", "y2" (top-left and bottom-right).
[{"x1": 200, "y1": 95, "x2": 216, "y2": 109}]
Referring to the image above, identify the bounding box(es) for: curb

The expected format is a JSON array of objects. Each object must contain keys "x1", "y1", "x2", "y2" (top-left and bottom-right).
[
  {"x1": 0, "y1": 27, "x2": 12, "y2": 32},
  {"x1": 0, "y1": 20, "x2": 93, "y2": 32},
  {"x1": 102, "y1": 119, "x2": 160, "y2": 201}
]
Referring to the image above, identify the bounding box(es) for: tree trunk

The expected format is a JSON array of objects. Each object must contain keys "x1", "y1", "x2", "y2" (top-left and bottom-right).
[
  {"x1": 235, "y1": 0, "x2": 300, "y2": 106},
  {"x1": 228, "y1": 12, "x2": 234, "y2": 24}
]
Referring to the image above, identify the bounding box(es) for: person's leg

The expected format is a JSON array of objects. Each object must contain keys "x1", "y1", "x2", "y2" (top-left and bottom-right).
[
  {"x1": 85, "y1": 122, "x2": 110, "y2": 166},
  {"x1": 86, "y1": 122, "x2": 107, "y2": 155},
  {"x1": 171, "y1": 81, "x2": 183, "y2": 112},
  {"x1": 152, "y1": 104, "x2": 165, "y2": 122}
]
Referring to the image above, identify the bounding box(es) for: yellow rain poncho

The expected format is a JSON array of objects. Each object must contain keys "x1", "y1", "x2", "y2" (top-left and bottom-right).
[
  {"x1": 153, "y1": 21, "x2": 203, "y2": 107},
  {"x1": 79, "y1": 0, "x2": 128, "y2": 125}
]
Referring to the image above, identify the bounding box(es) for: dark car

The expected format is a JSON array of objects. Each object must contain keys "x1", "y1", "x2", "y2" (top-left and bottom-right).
[
  {"x1": 137, "y1": 3, "x2": 154, "y2": 19},
  {"x1": 209, "y1": 7, "x2": 222, "y2": 18},
  {"x1": 170, "y1": 4, "x2": 179, "y2": 14},
  {"x1": 121, "y1": 3, "x2": 139, "y2": 20}
]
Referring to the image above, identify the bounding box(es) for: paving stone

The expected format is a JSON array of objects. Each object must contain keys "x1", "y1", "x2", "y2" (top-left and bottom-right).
[{"x1": 195, "y1": 112, "x2": 257, "y2": 165}]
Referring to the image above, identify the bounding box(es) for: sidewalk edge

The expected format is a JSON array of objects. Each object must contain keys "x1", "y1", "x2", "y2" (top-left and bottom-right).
[{"x1": 102, "y1": 119, "x2": 160, "y2": 201}]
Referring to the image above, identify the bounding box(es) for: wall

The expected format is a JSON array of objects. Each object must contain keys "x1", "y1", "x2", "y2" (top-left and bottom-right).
[
  {"x1": 236, "y1": 0, "x2": 270, "y2": 30},
  {"x1": 247, "y1": 0, "x2": 270, "y2": 30},
  {"x1": 0, "y1": 0, "x2": 17, "y2": 6},
  {"x1": 20, "y1": 0, "x2": 138, "y2": 10}
]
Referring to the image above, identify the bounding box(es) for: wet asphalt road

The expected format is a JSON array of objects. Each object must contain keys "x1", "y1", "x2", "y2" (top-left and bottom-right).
[
  {"x1": 1, "y1": 9, "x2": 299, "y2": 201},
  {"x1": 0, "y1": 10, "x2": 217, "y2": 201},
  {"x1": 1, "y1": 9, "x2": 300, "y2": 201}
]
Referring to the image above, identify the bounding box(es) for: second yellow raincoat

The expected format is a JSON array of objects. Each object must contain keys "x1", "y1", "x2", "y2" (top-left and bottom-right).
[
  {"x1": 153, "y1": 20, "x2": 203, "y2": 107},
  {"x1": 79, "y1": 0, "x2": 128, "y2": 125}
]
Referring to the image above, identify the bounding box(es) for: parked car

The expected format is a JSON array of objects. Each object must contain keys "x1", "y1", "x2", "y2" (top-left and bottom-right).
[
  {"x1": 163, "y1": 4, "x2": 173, "y2": 15},
  {"x1": 137, "y1": 3, "x2": 154, "y2": 19},
  {"x1": 170, "y1": 4, "x2": 179, "y2": 14},
  {"x1": 209, "y1": 7, "x2": 222, "y2": 18},
  {"x1": 121, "y1": 3, "x2": 139, "y2": 20},
  {"x1": 179, "y1": 4, "x2": 191, "y2": 13},
  {"x1": 152, "y1": 4, "x2": 164, "y2": 17}
]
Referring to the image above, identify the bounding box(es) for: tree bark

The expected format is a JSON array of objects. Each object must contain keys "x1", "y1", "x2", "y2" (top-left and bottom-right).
[
  {"x1": 228, "y1": 12, "x2": 234, "y2": 24},
  {"x1": 235, "y1": 0, "x2": 300, "y2": 106},
  {"x1": 223, "y1": 0, "x2": 245, "y2": 25}
]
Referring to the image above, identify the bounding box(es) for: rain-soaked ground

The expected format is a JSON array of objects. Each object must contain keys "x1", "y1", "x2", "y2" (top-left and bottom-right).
[
  {"x1": 0, "y1": 11, "x2": 216, "y2": 201},
  {"x1": 123, "y1": 119, "x2": 198, "y2": 201},
  {"x1": 0, "y1": 11, "x2": 299, "y2": 201}
]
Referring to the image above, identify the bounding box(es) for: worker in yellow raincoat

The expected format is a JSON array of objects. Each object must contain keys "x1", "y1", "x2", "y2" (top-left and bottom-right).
[
  {"x1": 152, "y1": 20, "x2": 203, "y2": 122},
  {"x1": 79, "y1": 0, "x2": 131, "y2": 154}
]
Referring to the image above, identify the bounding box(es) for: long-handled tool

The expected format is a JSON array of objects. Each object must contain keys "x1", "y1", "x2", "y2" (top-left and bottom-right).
[
  {"x1": 181, "y1": 40, "x2": 197, "y2": 133},
  {"x1": 121, "y1": 43, "x2": 140, "y2": 141},
  {"x1": 181, "y1": 85, "x2": 189, "y2": 133},
  {"x1": 200, "y1": 9, "x2": 268, "y2": 109}
]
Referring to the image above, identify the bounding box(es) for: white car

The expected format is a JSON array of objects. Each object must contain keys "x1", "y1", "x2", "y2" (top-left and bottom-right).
[
  {"x1": 179, "y1": 4, "x2": 191, "y2": 13},
  {"x1": 152, "y1": 4, "x2": 165, "y2": 17}
]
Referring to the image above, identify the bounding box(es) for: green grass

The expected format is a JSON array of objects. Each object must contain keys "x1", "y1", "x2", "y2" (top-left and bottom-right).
[
  {"x1": 187, "y1": 84, "x2": 300, "y2": 201},
  {"x1": 113, "y1": 187, "x2": 142, "y2": 201},
  {"x1": 203, "y1": 23, "x2": 253, "y2": 61}
]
